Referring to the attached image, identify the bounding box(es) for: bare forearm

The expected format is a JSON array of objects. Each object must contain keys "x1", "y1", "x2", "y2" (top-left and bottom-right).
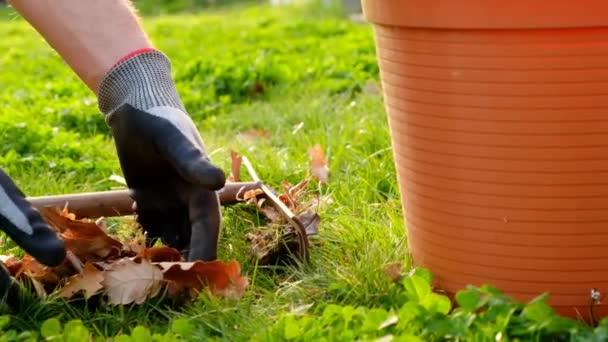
[{"x1": 8, "y1": 0, "x2": 152, "y2": 93}]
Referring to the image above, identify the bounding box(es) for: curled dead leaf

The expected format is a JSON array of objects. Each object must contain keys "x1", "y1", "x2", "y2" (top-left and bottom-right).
[
  {"x1": 102, "y1": 258, "x2": 164, "y2": 305},
  {"x1": 138, "y1": 246, "x2": 183, "y2": 263},
  {"x1": 278, "y1": 179, "x2": 310, "y2": 212},
  {"x1": 288, "y1": 179, "x2": 310, "y2": 202},
  {"x1": 309, "y1": 144, "x2": 329, "y2": 184},
  {"x1": 40, "y1": 207, "x2": 123, "y2": 261},
  {"x1": 242, "y1": 188, "x2": 264, "y2": 201},
  {"x1": 158, "y1": 260, "x2": 248, "y2": 299},
  {"x1": 59, "y1": 262, "x2": 104, "y2": 299}
]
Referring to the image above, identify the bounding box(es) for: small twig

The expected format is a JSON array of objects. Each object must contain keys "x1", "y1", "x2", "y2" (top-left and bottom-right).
[
  {"x1": 66, "y1": 250, "x2": 84, "y2": 274},
  {"x1": 242, "y1": 156, "x2": 310, "y2": 263}
]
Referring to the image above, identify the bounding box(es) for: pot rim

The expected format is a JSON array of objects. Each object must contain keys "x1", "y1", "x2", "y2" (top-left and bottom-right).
[{"x1": 361, "y1": 0, "x2": 608, "y2": 29}]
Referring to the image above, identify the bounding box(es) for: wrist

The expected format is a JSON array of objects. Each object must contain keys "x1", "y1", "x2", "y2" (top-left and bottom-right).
[{"x1": 97, "y1": 49, "x2": 185, "y2": 119}]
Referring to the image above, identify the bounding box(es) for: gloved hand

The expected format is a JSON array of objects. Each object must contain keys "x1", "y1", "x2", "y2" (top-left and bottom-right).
[
  {"x1": 0, "y1": 168, "x2": 66, "y2": 305},
  {"x1": 98, "y1": 50, "x2": 226, "y2": 262}
]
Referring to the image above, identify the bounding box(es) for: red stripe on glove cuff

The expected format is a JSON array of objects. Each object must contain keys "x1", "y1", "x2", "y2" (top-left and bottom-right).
[{"x1": 113, "y1": 47, "x2": 159, "y2": 67}]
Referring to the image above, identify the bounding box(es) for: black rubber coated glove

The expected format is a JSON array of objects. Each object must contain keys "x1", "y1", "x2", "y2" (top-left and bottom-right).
[
  {"x1": 0, "y1": 168, "x2": 66, "y2": 305},
  {"x1": 0, "y1": 169, "x2": 66, "y2": 265},
  {"x1": 98, "y1": 50, "x2": 226, "y2": 261}
]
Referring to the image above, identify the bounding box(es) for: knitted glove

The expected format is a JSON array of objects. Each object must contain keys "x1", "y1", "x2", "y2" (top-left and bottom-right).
[{"x1": 98, "y1": 50, "x2": 225, "y2": 261}]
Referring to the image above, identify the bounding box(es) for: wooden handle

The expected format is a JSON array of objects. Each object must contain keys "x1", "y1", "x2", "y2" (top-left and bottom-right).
[{"x1": 27, "y1": 181, "x2": 262, "y2": 219}]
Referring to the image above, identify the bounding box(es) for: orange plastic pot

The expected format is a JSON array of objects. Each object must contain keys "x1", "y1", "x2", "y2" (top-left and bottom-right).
[{"x1": 362, "y1": 0, "x2": 608, "y2": 319}]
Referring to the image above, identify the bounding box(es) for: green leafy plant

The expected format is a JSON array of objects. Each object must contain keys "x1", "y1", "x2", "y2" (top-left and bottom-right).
[
  {"x1": 259, "y1": 269, "x2": 608, "y2": 341},
  {"x1": 0, "y1": 317, "x2": 196, "y2": 341}
]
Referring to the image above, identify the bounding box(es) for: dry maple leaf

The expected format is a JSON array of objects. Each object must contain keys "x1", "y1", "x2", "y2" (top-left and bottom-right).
[
  {"x1": 59, "y1": 262, "x2": 104, "y2": 299},
  {"x1": 158, "y1": 260, "x2": 248, "y2": 299},
  {"x1": 227, "y1": 151, "x2": 242, "y2": 183},
  {"x1": 309, "y1": 144, "x2": 329, "y2": 184},
  {"x1": 102, "y1": 258, "x2": 164, "y2": 305},
  {"x1": 40, "y1": 207, "x2": 123, "y2": 261}
]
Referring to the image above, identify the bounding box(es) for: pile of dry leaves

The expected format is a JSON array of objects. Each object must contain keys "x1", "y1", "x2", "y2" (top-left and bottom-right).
[
  {"x1": 4, "y1": 208, "x2": 248, "y2": 305},
  {"x1": 0, "y1": 146, "x2": 329, "y2": 306}
]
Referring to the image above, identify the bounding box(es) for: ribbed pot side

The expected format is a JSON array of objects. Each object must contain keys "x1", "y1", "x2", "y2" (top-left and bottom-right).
[{"x1": 362, "y1": 0, "x2": 608, "y2": 318}]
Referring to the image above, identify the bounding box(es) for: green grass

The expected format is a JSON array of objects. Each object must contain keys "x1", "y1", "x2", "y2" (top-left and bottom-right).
[{"x1": 0, "y1": 2, "x2": 407, "y2": 340}]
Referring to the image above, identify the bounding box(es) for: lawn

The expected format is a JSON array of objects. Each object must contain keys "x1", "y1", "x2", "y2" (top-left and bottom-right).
[
  {"x1": 0, "y1": 2, "x2": 407, "y2": 340},
  {"x1": 2, "y1": 2, "x2": 608, "y2": 341}
]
